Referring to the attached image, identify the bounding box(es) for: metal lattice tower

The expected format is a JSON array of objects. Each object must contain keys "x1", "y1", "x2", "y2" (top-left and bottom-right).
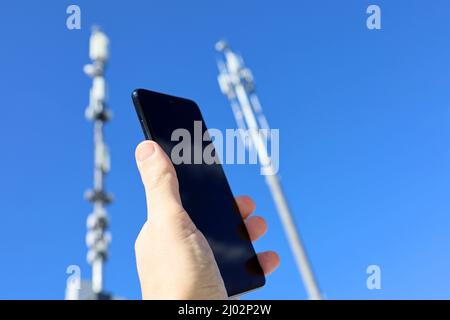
[
  {"x1": 215, "y1": 41, "x2": 322, "y2": 300},
  {"x1": 82, "y1": 27, "x2": 113, "y2": 297}
]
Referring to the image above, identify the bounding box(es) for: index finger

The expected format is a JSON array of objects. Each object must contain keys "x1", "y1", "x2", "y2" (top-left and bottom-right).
[{"x1": 235, "y1": 195, "x2": 256, "y2": 219}]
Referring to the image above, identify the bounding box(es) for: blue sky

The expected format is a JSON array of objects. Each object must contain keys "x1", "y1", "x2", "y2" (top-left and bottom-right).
[{"x1": 1, "y1": 0, "x2": 450, "y2": 299}]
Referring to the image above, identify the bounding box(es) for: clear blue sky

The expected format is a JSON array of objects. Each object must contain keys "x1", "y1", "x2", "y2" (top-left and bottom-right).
[{"x1": 1, "y1": 0, "x2": 450, "y2": 299}]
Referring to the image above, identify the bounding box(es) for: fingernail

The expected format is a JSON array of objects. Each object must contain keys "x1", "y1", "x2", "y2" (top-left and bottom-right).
[{"x1": 137, "y1": 142, "x2": 156, "y2": 162}]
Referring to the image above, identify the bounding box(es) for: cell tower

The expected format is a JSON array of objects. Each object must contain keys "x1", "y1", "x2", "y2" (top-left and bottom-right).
[
  {"x1": 215, "y1": 41, "x2": 322, "y2": 300},
  {"x1": 66, "y1": 28, "x2": 112, "y2": 300}
]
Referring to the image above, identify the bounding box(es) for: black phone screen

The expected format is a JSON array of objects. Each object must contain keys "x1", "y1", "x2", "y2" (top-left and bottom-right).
[{"x1": 132, "y1": 89, "x2": 265, "y2": 296}]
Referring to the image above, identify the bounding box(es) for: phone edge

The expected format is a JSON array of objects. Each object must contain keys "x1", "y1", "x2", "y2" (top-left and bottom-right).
[{"x1": 132, "y1": 89, "x2": 153, "y2": 140}]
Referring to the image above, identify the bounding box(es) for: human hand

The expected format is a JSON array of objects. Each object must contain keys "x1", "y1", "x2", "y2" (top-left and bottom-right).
[{"x1": 134, "y1": 141, "x2": 280, "y2": 299}]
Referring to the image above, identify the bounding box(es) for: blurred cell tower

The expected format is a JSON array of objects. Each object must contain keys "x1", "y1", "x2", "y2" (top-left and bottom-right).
[
  {"x1": 66, "y1": 27, "x2": 113, "y2": 300},
  {"x1": 215, "y1": 41, "x2": 322, "y2": 300}
]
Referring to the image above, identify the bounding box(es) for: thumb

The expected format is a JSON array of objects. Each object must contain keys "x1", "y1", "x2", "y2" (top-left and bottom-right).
[{"x1": 135, "y1": 141, "x2": 184, "y2": 221}]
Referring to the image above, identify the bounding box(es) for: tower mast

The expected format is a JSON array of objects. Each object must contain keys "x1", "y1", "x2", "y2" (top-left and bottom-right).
[
  {"x1": 215, "y1": 41, "x2": 322, "y2": 300},
  {"x1": 83, "y1": 27, "x2": 112, "y2": 296}
]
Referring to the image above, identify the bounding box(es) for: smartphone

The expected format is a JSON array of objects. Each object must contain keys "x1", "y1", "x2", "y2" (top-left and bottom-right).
[{"x1": 132, "y1": 88, "x2": 265, "y2": 297}]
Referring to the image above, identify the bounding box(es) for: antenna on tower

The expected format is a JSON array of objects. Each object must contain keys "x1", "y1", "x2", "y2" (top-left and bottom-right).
[
  {"x1": 66, "y1": 27, "x2": 113, "y2": 300},
  {"x1": 215, "y1": 41, "x2": 323, "y2": 300}
]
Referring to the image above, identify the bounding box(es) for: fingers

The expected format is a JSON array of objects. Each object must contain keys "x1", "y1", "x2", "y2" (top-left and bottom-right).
[
  {"x1": 257, "y1": 251, "x2": 280, "y2": 276},
  {"x1": 238, "y1": 197, "x2": 277, "y2": 275},
  {"x1": 236, "y1": 196, "x2": 266, "y2": 241},
  {"x1": 235, "y1": 195, "x2": 256, "y2": 219},
  {"x1": 135, "y1": 141, "x2": 184, "y2": 220},
  {"x1": 245, "y1": 216, "x2": 267, "y2": 242}
]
